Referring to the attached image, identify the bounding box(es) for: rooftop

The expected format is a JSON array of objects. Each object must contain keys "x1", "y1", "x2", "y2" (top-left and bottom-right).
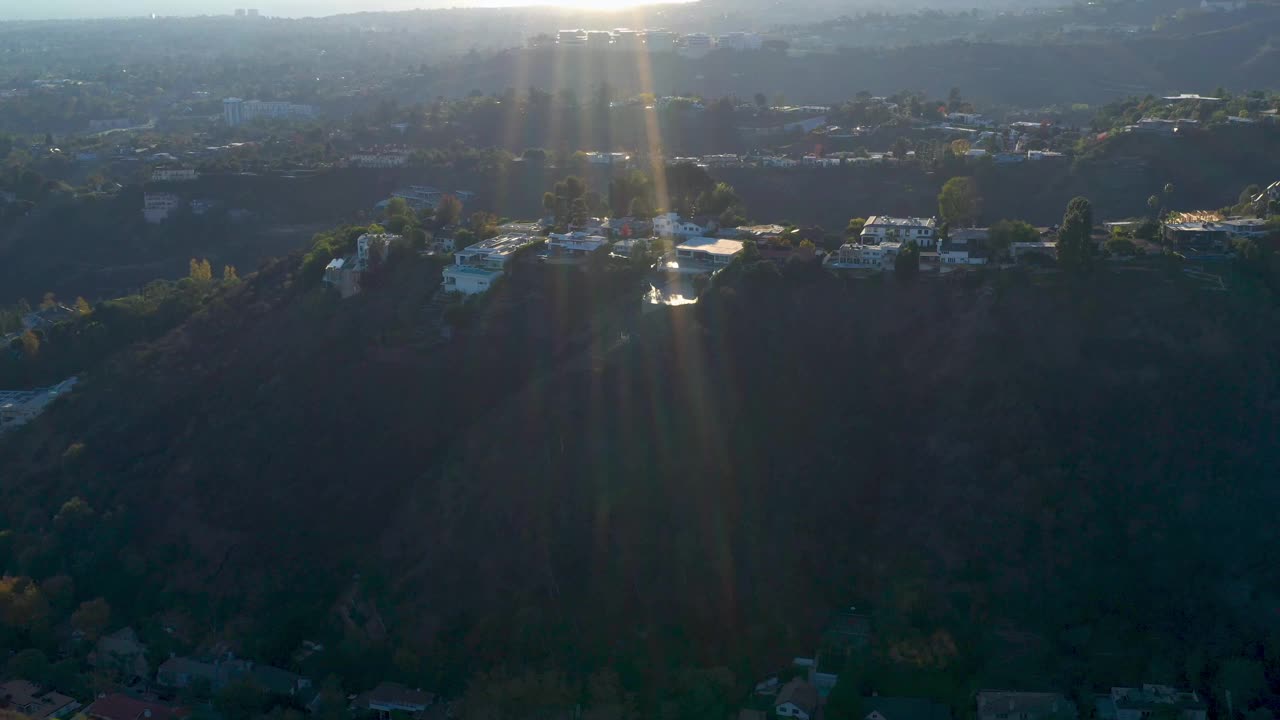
[
  {"x1": 445, "y1": 265, "x2": 502, "y2": 277},
  {"x1": 1110, "y1": 685, "x2": 1204, "y2": 710},
  {"x1": 677, "y1": 237, "x2": 745, "y2": 257},
  {"x1": 865, "y1": 216, "x2": 937, "y2": 229},
  {"x1": 461, "y1": 233, "x2": 543, "y2": 258}
]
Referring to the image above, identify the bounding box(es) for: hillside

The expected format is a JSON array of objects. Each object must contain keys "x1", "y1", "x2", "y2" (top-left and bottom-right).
[{"x1": 3, "y1": 251, "x2": 1280, "y2": 703}]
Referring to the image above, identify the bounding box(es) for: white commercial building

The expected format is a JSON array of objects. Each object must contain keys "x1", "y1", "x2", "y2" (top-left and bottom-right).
[
  {"x1": 557, "y1": 29, "x2": 587, "y2": 47},
  {"x1": 586, "y1": 30, "x2": 613, "y2": 49},
  {"x1": 442, "y1": 233, "x2": 542, "y2": 295},
  {"x1": 613, "y1": 29, "x2": 643, "y2": 50},
  {"x1": 644, "y1": 30, "x2": 676, "y2": 52},
  {"x1": 861, "y1": 216, "x2": 937, "y2": 244},
  {"x1": 223, "y1": 97, "x2": 317, "y2": 127},
  {"x1": 0, "y1": 377, "x2": 78, "y2": 434},
  {"x1": 143, "y1": 192, "x2": 181, "y2": 223},
  {"x1": 679, "y1": 33, "x2": 715, "y2": 58}
]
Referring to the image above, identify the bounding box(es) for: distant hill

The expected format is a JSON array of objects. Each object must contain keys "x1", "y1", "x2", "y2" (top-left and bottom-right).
[{"x1": 413, "y1": 8, "x2": 1280, "y2": 106}]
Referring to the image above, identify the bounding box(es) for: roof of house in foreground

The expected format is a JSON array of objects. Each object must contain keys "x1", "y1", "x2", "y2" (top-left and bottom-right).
[{"x1": 677, "y1": 237, "x2": 745, "y2": 256}]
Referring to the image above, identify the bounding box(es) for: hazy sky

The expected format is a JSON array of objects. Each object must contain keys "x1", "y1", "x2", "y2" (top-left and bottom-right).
[{"x1": 0, "y1": 0, "x2": 665, "y2": 20}]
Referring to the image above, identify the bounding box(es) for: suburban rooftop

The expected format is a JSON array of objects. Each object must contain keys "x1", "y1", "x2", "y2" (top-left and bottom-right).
[
  {"x1": 677, "y1": 237, "x2": 746, "y2": 256},
  {"x1": 865, "y1": 216, "x2": 938, "y2": 228}
]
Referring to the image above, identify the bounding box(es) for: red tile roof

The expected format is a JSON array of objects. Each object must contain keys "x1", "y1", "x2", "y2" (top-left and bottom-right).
[{"x1": 86, "y1": 695, "x2": 188, "y2": 720}]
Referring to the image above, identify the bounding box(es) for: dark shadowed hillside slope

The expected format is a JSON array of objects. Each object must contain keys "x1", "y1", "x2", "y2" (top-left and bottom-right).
[{"x1": 3, "y1": 257, "x2": 1280, "y2": 700}]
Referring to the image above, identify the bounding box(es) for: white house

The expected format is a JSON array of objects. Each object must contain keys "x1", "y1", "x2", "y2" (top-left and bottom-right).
[
  {"x1": 773, "y1": 679, "x2": 818, "y2": 720},
  {"x1": 717, "y1": 31, "x2": 762, "y2": 50},
  {"x1": 674, "y1": 237, "x2": 744, "y2": 268},
  {"x1": 143, "y1": 192, "x2": 180, "y2": 223},
  {"x1": 1200, "y1": 0, "x2": 1246, "y2": 11},
  {"x1": 442, "y1": 233, "x2": 542, "y2": 295},
  {"x1": 360, "y1": 682, "x2": 434, "y2": 720},
  {"x1": 939, "y1": 229, "x2": 990, "y2": 266},
  {"x1": 356, "y1": 233, "x2": 400, "y2": 271},
  {"x1": 861, "y1": 216, "x2": 937, "y2": 244},
  {"x1": 654, "y1": 213, "x2": 718, "y2": 238},
  {"x1": 349, "y1": 149, "x2": 410, "y2": 168},
  {"x1": 1219, "y1": 217, "x2": 1269, "y2": 238},
  {"x1": 946, "y1": 112, "x2": 994, "y2": 127},
  {"x1": 151, "y1": 168, "x2": 198, "y2": 182},
  {"x1": 547, "y1": 232, "x2": 609, "y2": 262},
  {"x1": 830, "y1": 241, "x2": 901, "y2": 270}
]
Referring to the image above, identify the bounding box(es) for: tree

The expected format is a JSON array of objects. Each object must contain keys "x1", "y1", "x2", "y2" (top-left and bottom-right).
[
  {"x1": 754, "y1": 93, "x2": 768, "y2": 109},
  {"x1": 938, "y1": 177, "x2": 981, "y2": 227},
  {"x1": 988, "y1": 219, "x2": 1039, "y2": 261},
  {"x1": 189, "y1": 258, "x2": 213, "y2": 282},
  {"x1": 949, "y1": 139, "x2": 971, "y2": 157},
  {"x1": 40, "y1": 292, "x2": 57, "y2": 310},
  {"x1": 825, "y1": 660, "x2": 865, "y2": 720},
  {"x1": 1217, "y1": 658, "x2": 1266, "y2": 717},
  {"x1": 385, "y1": 197, "x2": 411, "y2": 219},
  {"x1": 1058, "y1": 196, "x2": 1095, "y2": 273},
  {"x1": 18, "y1": 330, "x2": 40, "y2": 358},
  {"x1": 892, "y1": 136, "x2": 910, "y2": 160},
  {"x1": 846, "y1": 218, "x2": 867, "y2": 238},
  {"x1": 895, "y1": 241, "x2": 921, "y2": 279},
  {"x1": 435, "y1": 195, "x2": 463, "y2": 228},
  {"x1": 70, "y1": 598, "x2": 111, "y2": 640},
  {"x1": 74, "y1": 297, "x2": 92, "y2": 315},
  {"x1": 222, "y1": 265, "x2": 239, "y2": 282},
  {"x1": 454, "y1": 229, "x2": 476, "y2": 250}
]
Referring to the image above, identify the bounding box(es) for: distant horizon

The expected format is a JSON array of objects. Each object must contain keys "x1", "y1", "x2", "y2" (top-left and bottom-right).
[{"x1": 0, "y1": 0, "x2": 698, "y2": 21}]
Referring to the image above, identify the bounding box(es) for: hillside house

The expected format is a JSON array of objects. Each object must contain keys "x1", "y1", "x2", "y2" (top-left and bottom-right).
[
  {"x1": 151, "y1": 168, "x2": 198, "y2": 182},
  {"x1": 442, "y1": 233, "x2": 542, "y2": 295},
  {"x1": 85, "y1": 694, "x2": 187, "y2": 720},
  {"x1": 654, "y1": 213, "x2": 716, "y2": 238},
  {"x1": 675, "y1": 237, "x2": 744, "y2": 268},
  {"x1": 1096, "y1": 685, "x2": 1206, "y2": 720},
  {"x1": 1218, "y1": 217, "x2": 1269, "y2": 238},
  {"x1": 349, "y1": 148, "x2": 410, "y2": 168},
  {"x1": 774, "y1": 679, "x2": 818, "y2": 720},
  {"x1": 830, "y1": 241, "x2": 900, "y2": 270},
  {"x1": 547, "y1": 232, "x2": 609, "y2": 263},
  {"x1": 0, "y1": 378, "x2": 78, "y2": 434},
  {"x1": 91, "y1": 627, "x2": 150, "y2": 679},
  {"x1": 976, "y1": 691, "x2": 1077, "y2": 720},
  {"x1": 156, "y1": 657, "x2": 220, "y2": 690},
  {"x1": 356, "y1": 682, "x2": 435, "y2": 720},
  {"x1": 939, "y1": 229, "x2": 991, "y2": 266},
  {"x1": 1010, "y1": 241, "x2": 1058, "y2": 263},
  {"x1": 322, "y1": 258, "x2": 360, "y2": 298},
  {"x1": 143, "y1": 192, "x2": 180, "y2": 223},
  {"x1": 0, "y1": 681, "x2": 79, "y2": 719},
  {"x1": 1162, "y1": 221, "x2": 1231, "y2": 251},
  {"x1": 862, "y1": 696, "x2": 952, "y2": 720},
  {"x1": 861, "y1": 216, "x2": 937, "y2": 244}
]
